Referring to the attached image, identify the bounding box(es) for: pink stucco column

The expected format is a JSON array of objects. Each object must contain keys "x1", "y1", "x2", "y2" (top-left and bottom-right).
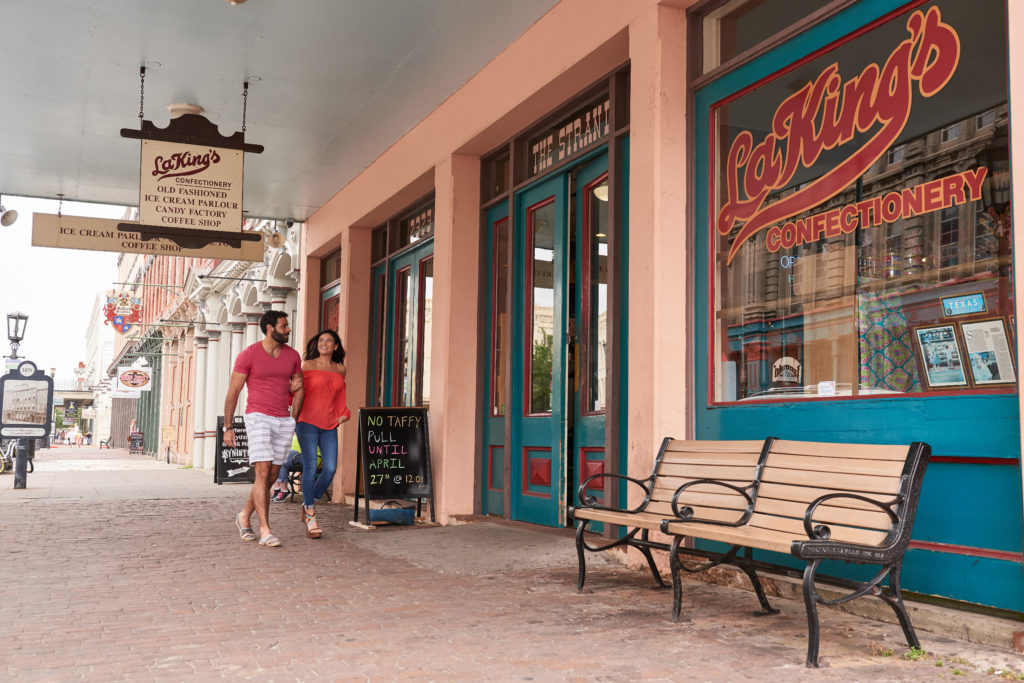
[
  {"x1": 429, "y1": 154, "x2": 482, "y2": 522},
  {"x1": 627, "y1": 1, "x2": 690, "y2": 509},
  {"x1": 336, "y1": 228, "x2": 371, "y2": 500}
]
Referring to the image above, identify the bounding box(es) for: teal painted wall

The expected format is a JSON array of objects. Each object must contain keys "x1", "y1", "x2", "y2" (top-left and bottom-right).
[{"x1": 693, "y1": 0, "x2": 1022, "y2": 610}]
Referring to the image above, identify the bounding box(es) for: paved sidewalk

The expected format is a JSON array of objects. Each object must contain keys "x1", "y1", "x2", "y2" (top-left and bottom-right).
[{"x1": 1, "y1": 450, "x2": 1023, "y2": 680}]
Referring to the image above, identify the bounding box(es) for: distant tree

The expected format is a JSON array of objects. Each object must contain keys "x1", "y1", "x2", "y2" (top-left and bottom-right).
[{"x1": 531, "y1": 331, "x2": 553, "y2": 412}]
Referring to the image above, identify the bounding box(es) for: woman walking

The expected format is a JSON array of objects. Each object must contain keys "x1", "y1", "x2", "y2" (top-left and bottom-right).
[{"x1": 295, "y1": 329, "x2": 351, "y2": 538}]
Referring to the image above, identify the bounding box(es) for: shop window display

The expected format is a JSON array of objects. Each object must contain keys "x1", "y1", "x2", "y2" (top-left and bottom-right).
[{"x1": 711, "y1": 0, "x2": 1013, "y2": 402}]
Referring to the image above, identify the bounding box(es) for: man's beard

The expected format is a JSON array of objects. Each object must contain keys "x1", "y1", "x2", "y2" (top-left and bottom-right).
[{"x1": 271, "y1": 330, "x2": 288, "y2": 344}]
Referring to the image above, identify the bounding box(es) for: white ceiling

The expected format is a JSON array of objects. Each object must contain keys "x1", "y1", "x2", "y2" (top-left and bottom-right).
[{"x1": 0, "y1": 0, "x2": 559, "y2": 221}]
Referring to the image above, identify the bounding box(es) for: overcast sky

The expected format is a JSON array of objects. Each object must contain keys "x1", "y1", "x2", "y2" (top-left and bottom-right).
[{"x1": 0, "y1": 196, "x2": 127, "y2": 378}]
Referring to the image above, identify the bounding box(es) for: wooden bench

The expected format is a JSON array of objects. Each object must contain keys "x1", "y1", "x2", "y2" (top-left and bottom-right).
[
  {"x1": 660, "y1": 437, "x2": 930, "y2": 667},
  {"x1": 570, "y1": 438, "x2": 771, "y2": 592},
  {"x1": 571, "y1": 437, "x2": 931, "y2": 668}
]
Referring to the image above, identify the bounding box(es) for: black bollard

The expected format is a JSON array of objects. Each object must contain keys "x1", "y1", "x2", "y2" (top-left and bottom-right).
[{"x1": 13, "y1": 438, "x2": 29, "y2": 489}]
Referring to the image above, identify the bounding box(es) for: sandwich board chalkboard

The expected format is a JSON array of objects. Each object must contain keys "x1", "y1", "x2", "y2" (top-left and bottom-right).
[
  {"x1": 354, "y1": 406, "x2": 434, "y2": 524},
  {"x1": 128, "y1": 431, "x2": 145, "y2": 454},
  {"x1": 215, "y1": 416, "x2": 255, "y2": 484}
]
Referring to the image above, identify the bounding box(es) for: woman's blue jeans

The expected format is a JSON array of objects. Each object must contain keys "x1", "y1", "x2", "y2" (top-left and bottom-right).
[{"x1": 294, "y1": 421, "x2": 338, "y2": 507}]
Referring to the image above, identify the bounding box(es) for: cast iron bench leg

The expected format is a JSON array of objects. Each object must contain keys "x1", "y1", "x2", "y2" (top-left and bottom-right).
[
  {"x1": 879, "y1": 563, "x2": 920, "y2": 650},
  {"x1": 575, "y1": 521, "x2": 588, "y2": 592},
  {"x1": 740, "y1": 547, "x2": 779, "y2": 615},
  {"x1": 802, "y1": 559, "x2": 824, "y2": 667},
  {"x1": 640, "y1": 529, "x2": 668, "y2": 588},
  {"x1": 669, "y1": 535, "x2": 685, "y2": 621}
]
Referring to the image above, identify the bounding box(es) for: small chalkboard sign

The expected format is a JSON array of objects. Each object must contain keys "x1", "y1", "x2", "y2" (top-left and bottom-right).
[
  {"x1": 354, "y1": 406, "x2": 434, "y2": 524},
  {"x1": 214, "y1": 416, "x2": 255, "y2": 484},
  {"x1": 128, "y1": 431, "x2": 145, "y2": 454}
]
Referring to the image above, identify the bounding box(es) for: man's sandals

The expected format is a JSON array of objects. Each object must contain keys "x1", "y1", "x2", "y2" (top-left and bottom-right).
[
  {"x1": 303, "y1": 507, "x2": 322, "y2": 539},
  {"x1": 235, "y1": 514, "x2": 257, "y2": 542}
]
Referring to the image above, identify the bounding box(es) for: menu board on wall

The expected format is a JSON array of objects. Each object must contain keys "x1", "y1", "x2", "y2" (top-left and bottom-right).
[{"x1": 354, "y1": 406, "x2": 434, "y2": 524}]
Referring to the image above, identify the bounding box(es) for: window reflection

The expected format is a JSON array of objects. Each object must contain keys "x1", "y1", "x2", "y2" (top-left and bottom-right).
[
  {"x1": 394, "y1": 268, "x2": 414, "y2": 406},
  {"x1": 586, "y1": 180, "x2": 609, "y2": 413},
  {"x1": 419, "y1": 257, "x2": 433, "y2": 407},
  {"x1": 491, "y1": 218, "x2": 509, "y2": 416},
  {"x1": 711, "y1": 1, "x2": 1013, "y2": 402},
  {"x1": 528, "y1": 201, "x2": 555, "y2": 414}
]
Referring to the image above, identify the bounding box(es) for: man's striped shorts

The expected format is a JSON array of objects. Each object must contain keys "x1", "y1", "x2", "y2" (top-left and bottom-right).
[{"x1": 243, "y1": 413, "x2": 296, "y2": 466}]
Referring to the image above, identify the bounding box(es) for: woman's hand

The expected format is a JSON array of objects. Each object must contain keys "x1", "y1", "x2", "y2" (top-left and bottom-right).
[
  {"x1": 337, "y1": 414, "x2": 350, "y2": 427},
  {"x1": 289, "y1": 375, "x2": 304, "y2": 394}
]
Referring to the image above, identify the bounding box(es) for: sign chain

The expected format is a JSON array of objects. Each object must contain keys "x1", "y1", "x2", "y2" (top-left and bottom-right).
[
  {"x1": 241, "y1": 81, "x2": 249, "y2": 135},
  {"x1": 138, "y1": 66, "x2": 146, "y2": 126}
]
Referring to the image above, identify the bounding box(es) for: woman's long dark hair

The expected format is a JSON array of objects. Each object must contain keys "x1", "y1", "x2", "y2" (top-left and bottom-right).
[{"x1": 304, "y1": 329, "x2": 345, "y2": 363}]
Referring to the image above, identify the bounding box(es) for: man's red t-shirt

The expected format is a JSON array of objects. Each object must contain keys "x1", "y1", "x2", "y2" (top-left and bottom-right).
[{"x1": 233, "y1": 342, "x2": 302, "y2": 417}]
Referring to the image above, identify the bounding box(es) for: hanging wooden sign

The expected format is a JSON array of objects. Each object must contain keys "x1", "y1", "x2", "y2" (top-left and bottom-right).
[
  {"x1": 119, "y1": 73, "x2": 264, "y2": 251},
  {"x1": 32, "y1": 213, "x2": 265, "y2": 261}
]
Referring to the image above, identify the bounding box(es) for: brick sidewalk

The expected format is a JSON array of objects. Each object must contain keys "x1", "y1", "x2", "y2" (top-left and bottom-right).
[{"x1": 1, "y1": 461, "x2": 1022, "y2": 680}]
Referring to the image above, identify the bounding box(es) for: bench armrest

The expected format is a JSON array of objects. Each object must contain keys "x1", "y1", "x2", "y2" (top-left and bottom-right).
[
  {"x1": 576, "y1": 473, "x2": 653, "y2": 513},
  {"x1": 790, "y1": 492, "x2": 907, "y2": 562},
  {"x1": 801, "y1": 492, "x2": 900, "y2": 541},
  {"x1": 668, "y1": 478, "x2": 755, "y2": 527}
]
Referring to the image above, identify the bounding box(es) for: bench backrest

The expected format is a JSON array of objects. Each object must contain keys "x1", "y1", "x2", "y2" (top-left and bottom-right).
[
  {"x1": 646, "y1": 439, "x2": 769, "y2": 523},
  {"x1": 750, "y1": 439, "x2": 930, "y2": 550}
]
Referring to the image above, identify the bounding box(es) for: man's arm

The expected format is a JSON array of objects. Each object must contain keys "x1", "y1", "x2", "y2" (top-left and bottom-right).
[
  {"x1": 222, "y1": 371, "x2": 248, "y2": 447},
  {"x1": 290, "y1": 372, "x2": 305, "y2": 420}
]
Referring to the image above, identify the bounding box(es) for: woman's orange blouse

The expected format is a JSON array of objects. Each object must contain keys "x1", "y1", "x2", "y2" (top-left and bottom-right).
[{"x1": 297, "y1": 369, "x2": 351, "y2": 430}]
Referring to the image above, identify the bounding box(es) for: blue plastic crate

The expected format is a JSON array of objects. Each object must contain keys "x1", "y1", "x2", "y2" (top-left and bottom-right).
[{"x1": 368, "y1": 506, "x2": 415, "y2": 525}]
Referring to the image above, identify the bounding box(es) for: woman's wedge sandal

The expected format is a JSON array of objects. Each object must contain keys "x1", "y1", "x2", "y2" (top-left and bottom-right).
[{"x1": 303, "y1": 508, "x2": 322, "y2": 539}]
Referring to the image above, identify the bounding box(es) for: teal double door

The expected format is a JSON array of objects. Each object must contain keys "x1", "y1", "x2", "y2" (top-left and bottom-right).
[{"x1": 483, "y1": 152, "x2": 613, "y2": 527}]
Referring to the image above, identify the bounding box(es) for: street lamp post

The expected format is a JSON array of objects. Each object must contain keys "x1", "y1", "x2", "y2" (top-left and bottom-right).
[
  {"x1": 6, "y1": 311, "x2": 30, "y2": 489},
  {"x1": 6, "y1": 311, "x2": 28, "y2": 359}
]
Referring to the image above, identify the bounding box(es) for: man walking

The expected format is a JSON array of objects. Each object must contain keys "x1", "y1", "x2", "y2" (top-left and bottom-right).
[{"x1": 224, "y1": 310, "x2": 304, "y2": 547}]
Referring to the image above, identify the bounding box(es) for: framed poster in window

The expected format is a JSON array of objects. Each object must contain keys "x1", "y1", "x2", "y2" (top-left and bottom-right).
[
  {"x1": 961, "y1": 318, "x2": 1016, "y2": 386},
  {"x1": 320, "y1": 283, "x2": 340, "y2": 332},
  {"x1": 913, "y1": 324, "x2": 968, "y2": 389}
]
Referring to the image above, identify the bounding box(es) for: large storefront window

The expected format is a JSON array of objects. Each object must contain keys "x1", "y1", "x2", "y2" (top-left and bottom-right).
[{"x1": 711, "y1": 0, "x2": 1013, "y2": 403}]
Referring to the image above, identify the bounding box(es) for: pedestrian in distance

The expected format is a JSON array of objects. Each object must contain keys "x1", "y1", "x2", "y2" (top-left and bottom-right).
[
  {"x1": 293, "y1": 329, "x2": 351, "y2": 539},
  {"x1": 223, "y1": 310, "x2": 304, "y2": 547}
]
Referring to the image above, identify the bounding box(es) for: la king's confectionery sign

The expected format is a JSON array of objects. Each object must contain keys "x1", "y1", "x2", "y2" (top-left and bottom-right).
[
  {"x1": 717, "y1": 6, "x2": 972, "y2": 265},
  {"x1": 139, "y1": 140, "x2": 243, "y2": 233}
]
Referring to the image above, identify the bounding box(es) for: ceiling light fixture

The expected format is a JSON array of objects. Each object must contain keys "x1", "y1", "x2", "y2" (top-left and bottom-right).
[
  {"x1": 592, "y1": 182, "x2": 609, "y2": 202},
  {"x1": 227, "y1": 0, "x2": 248, "y2": 5},
  {"x1": 0, "y1": 195, "x2": 18, "y2": 227}
]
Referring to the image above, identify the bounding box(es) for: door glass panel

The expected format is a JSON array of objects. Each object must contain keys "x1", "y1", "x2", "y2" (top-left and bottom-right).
[
  {"x1": 418, "y1": 257, "x2": 434, "y2": 407},
  {"x1": 585, "y1": 179, "x2": 609, "y2": 413},
  {"x1": 373, "y1": 271, "x2": 386, "y2": 406},
  {"x1": 528, "y1": 199, "x2": 556, "y2": 414},
  {"x1": 393, "y1": 267, "x2": 415, "y2": 406},
  {"x1": 491, "y1": 218, "x2": 509, "y2": 416}
]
